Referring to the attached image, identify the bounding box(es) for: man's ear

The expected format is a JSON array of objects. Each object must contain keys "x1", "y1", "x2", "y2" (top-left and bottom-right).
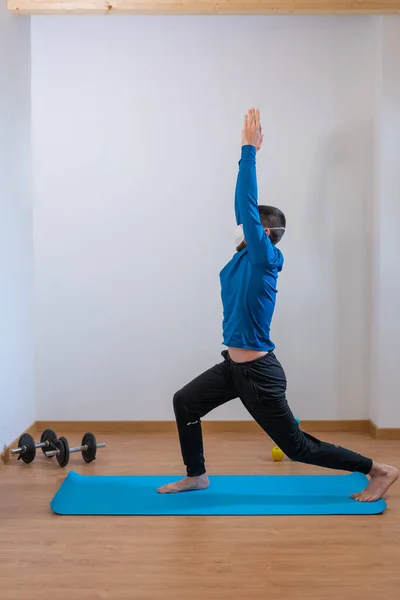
[{"x1": 264, "y1": 228, "x2": 271, "y2": 237}]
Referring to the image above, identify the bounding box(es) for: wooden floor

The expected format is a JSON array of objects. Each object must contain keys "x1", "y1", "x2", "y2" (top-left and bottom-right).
[{"x1": 1, "y1": 429, "x2": 399, "y2": 600}]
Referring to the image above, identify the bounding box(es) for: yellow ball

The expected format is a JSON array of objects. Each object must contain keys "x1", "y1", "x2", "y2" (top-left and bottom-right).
[{"x1": 271, "y1": 446, "x2": 285, "y2": 461}]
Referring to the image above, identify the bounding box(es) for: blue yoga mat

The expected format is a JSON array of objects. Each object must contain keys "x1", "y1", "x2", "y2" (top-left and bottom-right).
[{"x1": 50, "y1": 471, "x2": 386, "y2": 516}]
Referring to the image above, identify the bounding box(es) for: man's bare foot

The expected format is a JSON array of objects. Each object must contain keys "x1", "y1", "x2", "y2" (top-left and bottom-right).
[
  {"x1": 157, "y1": 474, "x2": 209, "y2": 494},
  {"x1": 351, "y1": 462, "x2": 399, "y2": 502}
]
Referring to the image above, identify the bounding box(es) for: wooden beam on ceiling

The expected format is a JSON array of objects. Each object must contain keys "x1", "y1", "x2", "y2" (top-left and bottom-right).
[{"x1": 8, "y1": 0, "x2": 400, "y2": 16}]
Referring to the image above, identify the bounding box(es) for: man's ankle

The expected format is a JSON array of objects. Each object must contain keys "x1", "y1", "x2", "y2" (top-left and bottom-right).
[{"x1": 369, "y1": 462, "x2": 391, "y2": 476}]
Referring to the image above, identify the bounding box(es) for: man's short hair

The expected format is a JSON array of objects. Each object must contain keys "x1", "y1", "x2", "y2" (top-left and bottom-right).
[{"x1": 259, "y1": 205, "x2": 286, "y2": 245}]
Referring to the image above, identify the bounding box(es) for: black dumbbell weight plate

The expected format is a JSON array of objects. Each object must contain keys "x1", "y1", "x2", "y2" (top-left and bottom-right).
[
  {"x1": 18, "y1": 433, "x2": 36, "y2": 464},
  {"x1": 40, "y1": 428, "x2": 58, "y2": 455},
  {"x1": 82, "y1": 432, "x2": 97, "y2": 463},
  {"x1": 55, "y1": 436, "x2": 70, "y2": 468}
]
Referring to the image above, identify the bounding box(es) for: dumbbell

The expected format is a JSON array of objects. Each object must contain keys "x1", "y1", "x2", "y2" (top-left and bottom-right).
[
  {"x1": 45, "y1": 432, "x2": 106, "y2": 468},
  {"x1": 10, "y1": 429, "x2": 59, "y2": 464}
]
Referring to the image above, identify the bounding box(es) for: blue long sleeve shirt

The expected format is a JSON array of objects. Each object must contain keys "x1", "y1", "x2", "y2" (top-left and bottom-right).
[{"x1": 220, "y1": 145, "x2": 284, "y2": 352}]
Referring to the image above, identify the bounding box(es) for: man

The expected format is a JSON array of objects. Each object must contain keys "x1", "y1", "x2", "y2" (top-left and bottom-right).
[{"x1": 158, "y1": 108, "x2": 398, "y2": 502}]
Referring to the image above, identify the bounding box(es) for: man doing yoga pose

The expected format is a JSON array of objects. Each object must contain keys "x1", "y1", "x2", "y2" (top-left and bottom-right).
[{"x1": 158, "y1": 108, "x2": 398, "y2": 502}]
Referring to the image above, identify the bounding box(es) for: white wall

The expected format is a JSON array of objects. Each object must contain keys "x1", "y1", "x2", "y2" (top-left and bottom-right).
[
  {"x1": 0, "y1": 9, "x2": 35, "y2": 447},
  {"x1": 371, "y1": 17, "x2": 400, "y2": 427},
  {"x1": 31, "y1": 16, "x2": 377, "y2": 421}
]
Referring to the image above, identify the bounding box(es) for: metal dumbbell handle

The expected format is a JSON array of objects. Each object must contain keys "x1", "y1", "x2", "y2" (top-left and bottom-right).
[
  {"x1": 11, "y1": 440, "x2": 51, "y2": 455},
  {"x1": 11, "y1": 445, "x2": 27, "y2": 455},
  {"x1": 45, "y1": 442, "x2": 106, "y2": 457}
]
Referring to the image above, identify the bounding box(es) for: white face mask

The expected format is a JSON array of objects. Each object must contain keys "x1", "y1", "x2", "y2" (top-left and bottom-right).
[
  {"x1": 234, "y1": 224, "x2": 245, "y2": 247},
  {"x1": 234, "y1": 224, "x2": 286, "y2": 246}
]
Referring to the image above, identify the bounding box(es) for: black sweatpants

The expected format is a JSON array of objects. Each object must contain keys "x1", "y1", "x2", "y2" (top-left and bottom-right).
[{"x1": 173, "y1": 351, "x2": 373, "y2": 477}]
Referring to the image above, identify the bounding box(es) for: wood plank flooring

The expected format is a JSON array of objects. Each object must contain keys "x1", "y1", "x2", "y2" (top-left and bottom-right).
[{"x1": 0, "y1": 429, "x2": 399, "y2": 600}]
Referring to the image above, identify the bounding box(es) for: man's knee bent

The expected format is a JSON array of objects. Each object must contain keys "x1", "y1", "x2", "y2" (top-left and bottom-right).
[
  {"x1": 173, "y1": 390, "x2": 186, "y2": 416},
  {"x1": 173, "y1": 390, "x2": 201, "y2": 425}
]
